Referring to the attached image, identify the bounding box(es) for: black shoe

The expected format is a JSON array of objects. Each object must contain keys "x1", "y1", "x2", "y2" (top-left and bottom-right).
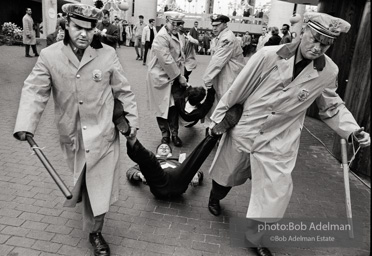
[
  {"x1": 34, "y1": 53, "x2": 39, "y2": 57},
  {"x1": 254, "y1": 246, "x2": 273, "y2": 256},
  {"x1": 136, "y1": 56, "x2": 140, "y2": 60},
  {"x1": 25, "y1": 54, "x2": 32, "y2": 57},
  {"x1": 142, "y1": 62, "x2": 146, "y2": 65},
  {"x1": 161, "y1": 136, "x2": 170, "y2": 144},
  {"x1": 89, "y1": 232, "x2": 110, "y2": 256},
  {"x1": 211, "y1": 104, "x2": 243, "y2": 136},
  {"x1": 208, "y1": 197, "x2": 221, "y2": 216},
  {"x1": 112, "y1": 99, "x2": 130, "y2": 136},
  {"x1": 171, "y1": 135, "x2": 183, "y2": 147}
]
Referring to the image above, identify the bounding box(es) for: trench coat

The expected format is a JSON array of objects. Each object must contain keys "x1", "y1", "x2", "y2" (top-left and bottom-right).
[
  {"x1": 22, "y1": 14, "x2": 36, "y2": 45},
  {"x1": 147, "y1": 26, "x2": 185, "y2": 119},
  {"x1": 14, "y1": 42, "x2": 139, "y2": 217},
  {"x1": 202, "y1": 28, "x2": 245, "y2": 125},
  {"x1": 184, "y1": 34, "x2": 198, "y2": 72},
  {"x1": 209, "y1": 42, "x2": 360, "y2": 220}
]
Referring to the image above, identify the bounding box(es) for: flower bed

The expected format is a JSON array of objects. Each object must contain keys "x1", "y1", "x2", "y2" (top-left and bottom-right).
[{"x1": 1, "y1": 22, "x2": 23, "y2": 46}]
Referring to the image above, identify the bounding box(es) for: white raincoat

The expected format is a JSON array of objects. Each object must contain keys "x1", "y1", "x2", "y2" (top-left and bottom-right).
[
  {"x1": 146, "y1": 26, "x2": 184, "y2": 119},
  {"x1": 14, "y1": 42, "x2": 139, "y2": 217},
  {"x1": 209, "y1": 42, "x2": 360, "y2": 220}
]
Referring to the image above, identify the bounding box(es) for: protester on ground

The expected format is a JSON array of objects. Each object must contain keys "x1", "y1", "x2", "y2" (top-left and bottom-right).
[
  {"x1": 13, "y1": 4, "x2": 139, "y2": 256},
  {"x1": 206, "y1": 12, "x2": 370, "y2": 256},
  {"x1": 119, "y1": 104, "x2": 243, "y2": 198}
]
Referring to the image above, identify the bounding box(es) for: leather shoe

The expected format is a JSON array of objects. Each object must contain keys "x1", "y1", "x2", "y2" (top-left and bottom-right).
[
  {"x1": 89, "y1": 232, "x2": 110, "y2": 256},
  {"x1": 254, "y1": 246, "x2": 273, "y2": 256},
  {"x1": 161, "y1": 136, "x2": 170, "y2": 144},
  {"x1": 25, "y1": 54, "x2": 32, "y2": 57},
  {"x1": 171, "y1": 135, "x2": 183, "y2": 147},
  {"x1": 34, "y1": 53, "x2": 39, "y2": 57},
  {"x1": 211, "y1": 104, "x2": 243, "y2": 136},
  {"x1": 208, "y1": 197, "x2": 221, "y2": 216}
]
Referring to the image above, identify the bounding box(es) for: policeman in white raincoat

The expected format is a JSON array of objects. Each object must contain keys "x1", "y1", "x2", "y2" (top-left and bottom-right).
[
  {"x1": 146, "y1": 11, "x2": 187, "y2": 147},
  {"x1": 202, "y1": 14, "x2": 245, "y2": 127},
  {"x1": 14, "y1": 4, "x2": 139, "y2": 256},
  {"x1": 207, "y1": 12, "x2": 370, "y2": 256}
]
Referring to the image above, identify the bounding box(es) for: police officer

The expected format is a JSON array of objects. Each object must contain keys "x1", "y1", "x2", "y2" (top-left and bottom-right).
[
  {"x1": 202, "y1": 14, "x2": 245, "y2": 128},
  {"x1": 13, "y1": 4, "x2": 139, "y2": 256},
  {"x1": 146, "y1": 11, "x2": 187, "y2": 147}
]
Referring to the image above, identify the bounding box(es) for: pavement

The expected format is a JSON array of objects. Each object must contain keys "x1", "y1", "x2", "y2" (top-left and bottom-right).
[{"x1": 0, "y1": 42, "x2": 370, "y2": 256}]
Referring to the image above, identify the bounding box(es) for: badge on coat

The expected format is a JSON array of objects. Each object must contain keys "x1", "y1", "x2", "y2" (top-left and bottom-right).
[
  {"x1": 298, "y1": 89, "x2": 310, "y2": 102},
  {"x1": 92, "y1": 69, "x2": 102, "y2": 82}
]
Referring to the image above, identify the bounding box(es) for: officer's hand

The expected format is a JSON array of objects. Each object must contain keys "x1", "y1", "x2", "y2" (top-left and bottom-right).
[
  {"x1": 178, "y1": 75, "x2": 187, "y2": 87},
  {"x1": 14, "y1": 131, "x2": 33, "y2": 141},
  {"x1": 126, "y1": 127, "x2": 137, "y2": 139},
  {"x1": 353, "y1": 127, "x2": 370, "y2": 147}
]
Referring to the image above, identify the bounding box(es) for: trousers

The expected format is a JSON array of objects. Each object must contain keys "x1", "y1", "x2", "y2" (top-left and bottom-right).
[{"x1": 127, "y1": 135, "x2": 219, "y2": 198}]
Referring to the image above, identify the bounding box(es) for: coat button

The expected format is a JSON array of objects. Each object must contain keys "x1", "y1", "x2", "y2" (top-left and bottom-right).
[
  {"x1": 86, "y1": 149, "x2": 90, "y2": 153},
  {"x1": 260, "y1": 131, "x2": 264, "y2": 135},
  {"x1": 79, "y1": 101, "x2": 83, "y2": 104},
  {"x1": 271, "y1": 112, "x2": 276, "y2": 115},
  {"x1": 76, "y1": 74, "x2": 81, "y2": 78},
  {"x1": 83, "y1": 126, "x2": 87, "y2": 130}
]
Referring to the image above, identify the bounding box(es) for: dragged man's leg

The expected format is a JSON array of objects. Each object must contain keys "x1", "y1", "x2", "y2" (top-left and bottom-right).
[
  {"x1": 170, "y1": 135, "x2": 219, "y2": 194},
  {"x1": 126, "y1": 138, "x2": 168, "y2": 191}
]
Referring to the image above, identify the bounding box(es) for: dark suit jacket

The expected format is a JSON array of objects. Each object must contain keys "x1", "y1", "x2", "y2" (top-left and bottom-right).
[
  {"x1": 173, "y1": 86, "x2": 215, "y2": 122},
  {"x1": 264, "y1": 35, "x2": 282, "y2": 46},
  {"x1": 96, "y1": 22, "x2": 118, "y2": 49}
]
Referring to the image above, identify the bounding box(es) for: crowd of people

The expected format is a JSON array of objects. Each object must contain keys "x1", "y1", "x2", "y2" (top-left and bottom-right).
[{"x1": 15, "y1": 4, "x2": 370, "y2": 256}]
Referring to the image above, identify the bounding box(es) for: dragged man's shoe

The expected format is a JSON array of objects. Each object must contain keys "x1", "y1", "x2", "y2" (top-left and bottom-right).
[
  {"x1": 254, "y1": 246, "x2": 273, "y2": 256},
  {"x1": 208, "y1": 197, "x2": 221, "y2": 216},
  {"x1": 161, "y1": 137, "x2": 170, "y2": 144},
  {"x1": 89, "y1": 232, "x2": 110, "y2": 256},
  {"x1": 211, "y1": 104, "x2": 243, "y2": 136},
  {"x1": 112, "y1": 99, "x2": 130, "y2": 136},
  {"x1": 172, "y1": 135, "x2": 183, "y2": 147},
  {"x1": 190, "y1": 171, "x2": 203, "y2": 187}
]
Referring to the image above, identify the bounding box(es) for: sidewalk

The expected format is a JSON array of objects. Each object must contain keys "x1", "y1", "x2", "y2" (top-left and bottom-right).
[{"x1": 0, "y1": 44, "x2": 370, "y2": 256}]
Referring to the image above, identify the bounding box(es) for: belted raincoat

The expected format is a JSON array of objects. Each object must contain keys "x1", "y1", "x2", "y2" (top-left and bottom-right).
[
  {"x1": 147, "y1": 26, "x2": 185, "y2": 119},
  {"x1": 209, "y1": 42, "x2": 360, "y2": 220},
  {"x1": 14, "y1": 42, "x2": 139, "y2": 217}
]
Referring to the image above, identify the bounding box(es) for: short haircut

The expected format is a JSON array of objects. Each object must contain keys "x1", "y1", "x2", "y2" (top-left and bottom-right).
[
  {"x1": 149, "y1": 18, "x2": 155, "y2": 23},
  {"x1": 102, "y1": 9, "x2": 110, "y2": 16},
  {"x1": 59, "y1": 20, "x2": 66, "y2": 30},
  {"x1": 271, "y1": 27, "x2": 279, "y2": 35},
  {"x1": 187, "y1": 87, "x2": 206, "y2": 106},
  {"x1": 156, "y1": 143, "x2": 172, "y2": 154},
  {"x1": 139, "y1": 15, "x2": 144, "y2": 19},
  {"x1": 282, "y1": 24, "x2": 290, "y2": 30}
]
